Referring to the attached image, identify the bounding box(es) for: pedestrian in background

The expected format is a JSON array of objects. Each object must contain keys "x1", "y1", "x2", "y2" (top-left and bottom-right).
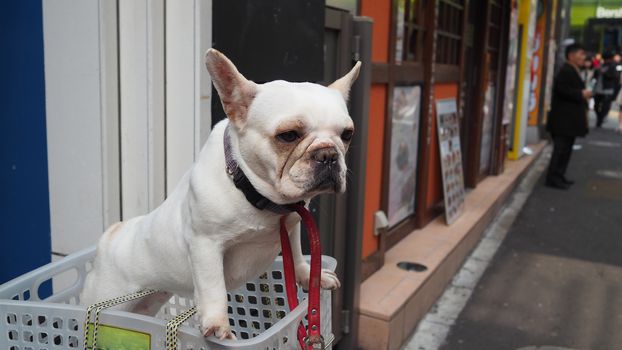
[
  {"x1": 581, "y1": 55, "x2": 596, "y2": 86},
  {"x1": 546, "y1": 43, "x2": 591, "y2": 190},
  {"x1": 616, "y1": 79, "x2": 622, "y2": 133},
  {"x1": 614, "y1": 53, "x2": 622, "y2": 98},
  {"x1": 592, "y1": 52, "x2": 602, "y2": 70},
  {"x1": 593, "y1": 51, "x2": 621, "y2": 128},
  {"x1": 581, "y1": 55, "x2": 596, "y2": 110}
]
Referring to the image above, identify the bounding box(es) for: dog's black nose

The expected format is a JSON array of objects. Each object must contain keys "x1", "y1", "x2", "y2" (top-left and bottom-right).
[{"x1": 313, "y1": 148, "x2": 338, "y2": 165}]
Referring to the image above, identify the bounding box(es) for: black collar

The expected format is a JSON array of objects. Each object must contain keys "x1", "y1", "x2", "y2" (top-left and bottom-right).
[{"x1": 223, "y1": 124, "x2": 303, "y2": 215}]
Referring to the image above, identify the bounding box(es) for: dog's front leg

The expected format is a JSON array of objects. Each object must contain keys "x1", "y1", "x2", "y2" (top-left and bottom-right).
[
  {"x1": 188, "y1": 236, "x2": 235, "y2": 340},
  {"x1": 290, "y1": 222, "x2": 341, "y2": 290}
]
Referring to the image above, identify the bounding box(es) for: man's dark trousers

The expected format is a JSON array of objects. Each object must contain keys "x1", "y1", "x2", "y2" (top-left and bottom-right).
[
  {"x1": 546, "y1": 134, "x2": 575, "y2": 184},
  {"x1": 594, "y1": 94, "x2": 612, "y2": 127}
]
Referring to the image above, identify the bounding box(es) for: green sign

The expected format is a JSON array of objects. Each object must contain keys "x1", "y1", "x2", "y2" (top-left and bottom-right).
[
  {"x1": 85, "y1": 323, "x2": 151, "y2": 350},
  {"x1": 571, "y1": 1, "x2": 622, "y2": 26}
]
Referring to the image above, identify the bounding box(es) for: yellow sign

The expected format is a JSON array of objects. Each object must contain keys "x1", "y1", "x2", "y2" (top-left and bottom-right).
[{"x1": 85, "y1": 323, "x2": 151, "y2": 350}]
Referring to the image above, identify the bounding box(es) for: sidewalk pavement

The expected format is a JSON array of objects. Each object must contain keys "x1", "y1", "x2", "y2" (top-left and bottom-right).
[{"x1": 436, "y1": 123, "x2": 622, "y2": 349}]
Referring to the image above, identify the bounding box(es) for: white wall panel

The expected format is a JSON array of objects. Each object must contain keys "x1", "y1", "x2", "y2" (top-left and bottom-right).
[
  {"x1": 43, "y1": 0, "x2": 211, "y2": 260},
  {"x1": 165, "y1": 0, "x2": 213, "y2": 195},
  {"x1": 99, "y1": 0, "x2": 122, "y2": 231},
  {"x1": 165, "y1": 0, "x2": 196, "y2": 194},
  {"x1": 118, "y1": 0, "x2": 166, "y2": 218},
  {"x1": 43, "y1": 0, "x2": 120, "y2": 255}
]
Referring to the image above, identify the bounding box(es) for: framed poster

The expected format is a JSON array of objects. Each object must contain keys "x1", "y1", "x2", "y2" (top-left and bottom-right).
[
  {"x1": 479, "y1": 84, "x2": 495, "y2": 173},
  {"x1": 436, "y1": 99, "x2": 465, "y2": 225},
  {"x1": 387, "y1": 85, "x2": 422, "y2": 227},
  {"x1": 394, "y1": 0, "x2": 405, "y2": 64}
]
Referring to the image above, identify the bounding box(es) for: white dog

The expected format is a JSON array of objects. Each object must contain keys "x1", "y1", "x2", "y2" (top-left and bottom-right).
[{"x1": 80, "y1": 49, "x2": 360, "y2": 340}]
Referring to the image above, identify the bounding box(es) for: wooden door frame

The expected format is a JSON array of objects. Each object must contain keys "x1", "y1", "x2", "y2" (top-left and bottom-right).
[
  {"x1": 413, "y1": 0, "x2": 440, "y2": 230},
  {"x1": 415, "y1": 0, "x2": 468, "y2": 230},
  {"x1": 463, "y1": 0, "x2": 492, "y2": 188},
  {"x1": 381, "y1": 0, "x2": 442, "y2": 250},
  {"x1": 380, "y1": 0, "x2": 428, "y2": 250},
  {"x1": 463, "y1": 0, "x2": 511, "y2": 184},
  {"x1": 491, "y1": 0, "x2": 512, "y2": 175}
]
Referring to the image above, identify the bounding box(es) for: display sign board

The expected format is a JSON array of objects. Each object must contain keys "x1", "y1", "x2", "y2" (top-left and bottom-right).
[
  {"x1": 436, "y1": 99, "x2": 465, "y2": 225},
  {"x1": 503, "y1": 1, "x2": 519, "y2": 126},
  {"x1": 480, "y1": 84, "x2": 495, "y2": 173},
  {"x1": 387, "y1": 85, "x2": 422, "y2": 227}
]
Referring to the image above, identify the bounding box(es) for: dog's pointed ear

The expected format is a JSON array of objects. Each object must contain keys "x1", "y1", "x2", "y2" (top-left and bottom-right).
[
  {"x1": 205, "y1": 49, "x2": 257, "y2": 128},
  {"x1": 328, "y1": 61, "x2": 361, "y2": 101}
]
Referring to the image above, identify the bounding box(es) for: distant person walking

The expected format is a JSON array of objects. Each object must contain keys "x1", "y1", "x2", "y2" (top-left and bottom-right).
[
  {"x1": 592, "y1": 52, "x2": 602, "y2": 70},
  {"x1": 581, "y1": 55, "x2": 596, "y2": 110},
  {"x1": 546, "y1": 43, "x2": 591, "y2": 190},
  {"x1": 581, "y1": 56, "x2": 596, "y2": 86},
  {"x1": 594, "y1": 51, "x2": 621, "y2": 127}
]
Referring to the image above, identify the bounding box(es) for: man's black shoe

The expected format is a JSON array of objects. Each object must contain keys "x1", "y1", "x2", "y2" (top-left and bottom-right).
[
  {"x1": 562, "y1": 177, "x2": 575, "y2": 185},
  {"x1": 545, "y1": 180, "x2": 570, "y2": 190}
]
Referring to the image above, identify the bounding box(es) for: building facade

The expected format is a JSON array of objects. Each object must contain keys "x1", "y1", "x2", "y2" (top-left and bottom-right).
[{"x1": 1, "y1": 0, "x2": 567, "y2": 349}]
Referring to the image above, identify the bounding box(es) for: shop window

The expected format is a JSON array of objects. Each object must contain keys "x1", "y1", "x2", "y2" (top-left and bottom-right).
[
  {"x1": 435, "y1": 0, "x2": 465, "y2": 65},
  {"x1": 396, "y1": 0, "x2": 426, "y2": 63},
  {"x1": 487, "y1": 1, "x2": 503, "y2": 72}
]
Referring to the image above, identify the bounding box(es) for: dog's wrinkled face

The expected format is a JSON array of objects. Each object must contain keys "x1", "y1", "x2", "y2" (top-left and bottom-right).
[
  {"x1": 205, "y1": 49, "x2": 361, "y2": 204},
  {"x1": 241, "y1": 81, "x2": 354, "y2": 201}
]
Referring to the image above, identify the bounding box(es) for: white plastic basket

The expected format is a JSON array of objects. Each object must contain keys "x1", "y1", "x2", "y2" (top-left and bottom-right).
[{"x1": 0, "y1": 246, "x2": 335, "y2": 349}]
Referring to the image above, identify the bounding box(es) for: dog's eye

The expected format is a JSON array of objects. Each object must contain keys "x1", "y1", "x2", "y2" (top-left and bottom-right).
[
  {"x1": 341, "y1": 129, "x2": 354, "y2": 142},
  {"x1": 276, "y1": 130, "x2": 300, "y2": 143}
]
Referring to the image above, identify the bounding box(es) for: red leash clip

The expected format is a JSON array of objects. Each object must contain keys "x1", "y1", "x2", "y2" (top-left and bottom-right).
[{"x1": 279, "y1": 204, "x2": 324, "y2": 349}]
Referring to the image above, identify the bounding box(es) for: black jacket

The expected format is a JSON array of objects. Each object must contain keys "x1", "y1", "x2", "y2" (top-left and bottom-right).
[
  {"x1": 547, "y1": 63, "x2": 588, "y2": 137},
  {"x1": 595, "y1": 61, "x2": 621, "y2": 97}
]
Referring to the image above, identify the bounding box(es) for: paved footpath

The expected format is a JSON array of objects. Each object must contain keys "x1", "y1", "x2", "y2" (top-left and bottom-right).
[{"x1": 438, "y1": 125, "x2": 622, "y2": 350}]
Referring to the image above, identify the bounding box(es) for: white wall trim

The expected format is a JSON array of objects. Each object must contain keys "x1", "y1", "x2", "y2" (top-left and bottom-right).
[
  {"x1": 165, "y1": 0, "x2": 213, "y2": 195},
  {"x1": 195, "y1": 0, "x2": 213, "y2": 156},
  {"x1": 118, "y1": 0, "x2": 166, "y2": 218},
  {"x1": 98, "y1": 0, "x2": 121, "y2": 228}
]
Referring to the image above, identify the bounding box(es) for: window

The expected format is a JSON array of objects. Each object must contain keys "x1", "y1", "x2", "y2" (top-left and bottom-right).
[
  {"x1": 487, "y1": 1, "x2": 503, "y2": 71},
  {"x1": 435, "y1": 0, "x2": 465, "y2": 65},
  {"x1": 396, "y1": 0, "x2": 425, "y2": 63}
]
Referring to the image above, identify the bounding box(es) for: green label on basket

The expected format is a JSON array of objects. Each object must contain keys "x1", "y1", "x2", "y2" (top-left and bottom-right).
[{"x1": 86, "y1": 323, "x2": 150, "y2": 349}]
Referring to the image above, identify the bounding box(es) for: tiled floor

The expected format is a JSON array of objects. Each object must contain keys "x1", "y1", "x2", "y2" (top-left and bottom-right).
[
  {"x1": 403, "y1": 145, "x2": 550, "y2": 349},
  {"x1": 357, "y1": 141, "x2": 547, "y2": 350}
]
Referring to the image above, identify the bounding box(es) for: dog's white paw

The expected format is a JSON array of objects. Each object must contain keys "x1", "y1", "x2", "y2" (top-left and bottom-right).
[
  {"x1": 295, "y1": 264, "x2": 341, "y2": 290},
  {"x1": 201, "y1": 314, "x2": 236, "y2": 340},
  {"x1": 319, "y1": 269, "x2": 341, "y2": 290}
]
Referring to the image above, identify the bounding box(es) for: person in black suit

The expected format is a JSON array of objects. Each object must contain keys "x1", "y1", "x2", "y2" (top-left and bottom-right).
[
  {"x1": 546, "y1": 43, "x2": 592, "y2": 190},
  {"x1": 593, "y1": 51, "x2": 622, "y2": 127}
]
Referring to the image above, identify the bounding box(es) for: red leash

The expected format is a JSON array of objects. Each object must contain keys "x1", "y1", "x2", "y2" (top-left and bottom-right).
[{"x1": 279, "y1": 204, "x2": 324, "y2": 349}]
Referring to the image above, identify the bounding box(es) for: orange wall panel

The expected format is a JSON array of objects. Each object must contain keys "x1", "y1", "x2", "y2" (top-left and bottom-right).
[
  {"x1": 359, "y1": 0, "x2": 391, "y2": 258},
  {"x1": 361, "y1": 84, "x2": 387, "y2": 258},
  {"x1": 360, "y1": 0, "x2": 390, "y2": 62},
  {"x1": 426, "y1": 83, "x2": 459, "y2": 208}
]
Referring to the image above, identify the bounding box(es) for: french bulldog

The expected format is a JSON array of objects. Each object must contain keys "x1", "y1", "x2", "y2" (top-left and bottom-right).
[{"x1": 80, "y1": 49, "x2": 361, "y2": 340}]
